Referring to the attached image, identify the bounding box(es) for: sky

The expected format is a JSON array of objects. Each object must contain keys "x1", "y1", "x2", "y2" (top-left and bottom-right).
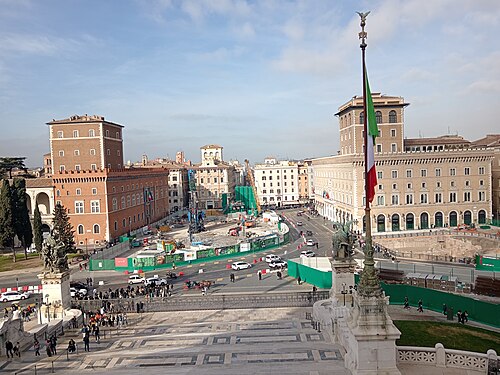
[{"x1": 1, "y1": 0, "x2": 499, "y2": 168}]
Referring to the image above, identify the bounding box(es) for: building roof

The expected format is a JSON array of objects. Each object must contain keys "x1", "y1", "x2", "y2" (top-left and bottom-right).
[
  {"x1": 26, "y1": 177, "x2": 54, "y2": 188},
  {"x1": 335, "y1": 93, "x2": 409, "y2": 116},
  {"x1": 200, "y1": 144, "x2": 223, "y2": 149},
  {"x1": 471, "y1": 134, "x2": 500, "y2": 147},
  {"x1": 46, "y1": 114, "x2": 124, "y2": 128},
  {"x1": 404, "y1": 135, "x2": 471, "y2": 147}
]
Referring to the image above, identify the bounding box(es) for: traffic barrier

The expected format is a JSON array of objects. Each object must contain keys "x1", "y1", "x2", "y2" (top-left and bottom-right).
[
  {"x1": 253, "y1": 259, "x2": 257, "y2": 264},
  {"x1": 226, "y1": 264, "x2": 231, "y2": 269}
]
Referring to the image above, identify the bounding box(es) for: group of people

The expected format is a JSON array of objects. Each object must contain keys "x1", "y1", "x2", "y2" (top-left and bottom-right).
[
  {"x1": 403, "y1": 297, "x2": 424, "y2": 312},
  {"x1": 442, "y1": 304, "x2": 469, "y2": 323},
  {"x1": 3, "y1": 304, "x2": 36, "y2": 321},
  {"x1": 4, "y1": 340, "x2": 21, "y2": 359},
  {"x1": 83, "y1": 284, "x2": 175, "y2": 302}
]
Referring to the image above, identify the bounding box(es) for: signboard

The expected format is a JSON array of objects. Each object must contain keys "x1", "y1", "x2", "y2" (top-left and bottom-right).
[
  {"x1": 115, "y1": 258, "x2": 128, "y2": 267},
  {"x1": 240, "y1": 242, "x2": 251, "y2": 252}
]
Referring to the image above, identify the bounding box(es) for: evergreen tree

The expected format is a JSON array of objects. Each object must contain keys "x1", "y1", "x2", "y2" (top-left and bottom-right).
[
  {"x1": 12, "y1": 179, "x2": 33, "y2": 259},
  {"x1": 52, "y1": 203, "x2": 75, "y2": 254},
  {"x1": 33, "y1": 205, "x2": 44, "y2": 253},
  {"x1": 0, "y1": 179, "x2": 16, "y2": 261},
  {"x1": 0, "y1": 157, "x2": 27, "y2": 179}
]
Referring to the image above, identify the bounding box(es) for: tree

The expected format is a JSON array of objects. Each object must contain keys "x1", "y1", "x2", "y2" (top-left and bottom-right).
[
  {"x1": 33, "y1": 205, "x2": 44, "y2": 254},
  {"x1": 52, "y1": 203, "x2": 75, "y2": 254},
  {"x1": 12, "y1": 178, "x2": 33, "y2": 260},
  {"x1": 0, "y1": 179, "x2": 16, "y2": 261},
  {"x1": 0, "y1": 157, "x2": 27, "y2": 179}
]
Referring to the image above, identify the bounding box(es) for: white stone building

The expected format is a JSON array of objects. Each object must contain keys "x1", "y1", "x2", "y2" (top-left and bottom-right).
[{"x1": 254, "y1": 158, "x2": 300, "y2": 208}]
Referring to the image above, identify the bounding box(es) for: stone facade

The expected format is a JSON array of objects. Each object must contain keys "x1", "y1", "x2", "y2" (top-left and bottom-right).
[{"x1": 312, "y1": 94, "x2": 495, "y2": 232}]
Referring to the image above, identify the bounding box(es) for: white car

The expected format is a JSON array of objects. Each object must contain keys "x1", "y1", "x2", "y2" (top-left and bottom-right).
[
  {"x1": 269, "y1": 260, "x2": 287, "y2": 269},
  {"x1": 296, "y1": 221, "x2": 303, "y2": 226},
  {"x1": 300, "y1": 250, "x2": 316, "y2": 258},
  {"x1": 128, "y1": 275, "x2": 146, "y2": 284},
  {"x1": 1, "y1": 291, "x2": 31, "y2": 303},
  {"x1": 231, "y1": 262, "x2": 252, "y2": 271},
  {"x1": 144, "y1": 277, "x2": 168, "y2": 286},
  {"x1": 306, "y1": 239, "x2": 316, "y2": 246},
  {"x1": 265, "y1": 254, "x2": 281, "y2": 263},
  {"x1": 70, "y1": 287, "x2": 88, "y2": 298}
]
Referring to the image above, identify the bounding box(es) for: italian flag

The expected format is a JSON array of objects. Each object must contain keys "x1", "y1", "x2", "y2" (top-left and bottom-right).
[{"x1": 365, "y1": 70, "x2": 379, "y2": 203}]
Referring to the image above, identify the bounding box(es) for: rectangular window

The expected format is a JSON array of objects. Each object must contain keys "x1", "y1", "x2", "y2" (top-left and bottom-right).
[
  {"x1": 75, "y1": 201, "x2": 84, "y2": 214},
  {"x1": 57, "y1": 131, "x2": 64, "y2": 138},
  {"x1": 435, "y1": 193, "x2": 442, "y2": 203},
  {"x1": 420, "y1": 193, "x2": 428, "y2": 204},
  {"x1": 479, "y1": 167, "x2": 485, "y2": 175},
  {"x1": 391, "y1": 143, "x2": 397, "y2": 152},
  {"x1": 435, "y1": 168, "x2": 441, "y2": 177},
  {"x1": 478, "y1": 191, "x2": 485, "y2": 201},
  {"x1": 90, "y1": 149, "x2": 96, "y2": 155},
  {"x1": 59, "y1": 165, "x2": 65, "y2": 172},
  {"x1": 391, "y1": 170, "x2": 398, "y2": 179},
  {"x1": 406, "y1": 169, "x2": 412, "y2": 178},
  {"x1": 75, "y1": 165, "x2": 80, "y2": 171},
  {"x1": 377, "y1": 171, "x2": 383, "y2": 179},
  {"x1": 59, "y1": 150, "x2": 64, "y2": 157},
  {"x1": 464, "y1": 167, "x2": 470, "y2": 175},
  {"x1": 73, "y1": 130, "x2": 79, "y2": 138},
  {"x1": 107, "y1": 149, "x2": 110, "y2": 156},
  {"x1": 376, "y1": 144, "x2": 382, "y2": 153},
  {"x1": 76, "y1": 188, "x2": 81, "y2": 195},
  {"x1": 74, "y1": 150, "x2": 80, "y2": 156},
  {"x1": 377, "y1": 195, "x2": 385, "y2": 206},
  {"x1": 463, "y1": 191, "x2": 471, "y2": 202},
  {"x1": 391, "y1": 129, "x2": 396, "y2": 137},
  {"x1": 405, "y1": 194, "x2": 413, "y2": 205},
  {"x1": 391, "y1": 194, "x2": 399, "y2": 205},
  {"x1": 92, "y1": 188, "x2": 97, "y2": 195},
  {"x1": 421, "y1": 169, "x2": 427, "y2": 177},
  {"x1": 91, "y1": 164, "x2": 97, "y2": 171},
  {"x1": 449, "y1": 192, "x2": 457, "y2": 203},
  {"x1": 91, "y1": 200, "x2": 100, "y2": 213},
  {"x1": 450, "y1": 168, "x2": 456, "y2": 176}
]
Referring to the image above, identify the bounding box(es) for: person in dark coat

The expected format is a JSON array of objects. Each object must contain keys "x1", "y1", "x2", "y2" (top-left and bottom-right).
[{"x1": 5, "y1": 340, "x2": 14, "y2": 358}]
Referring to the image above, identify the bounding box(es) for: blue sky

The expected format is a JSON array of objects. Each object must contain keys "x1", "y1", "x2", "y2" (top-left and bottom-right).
[{"x1": 1, "y1": 0, "x2": 499, "y2": 167}]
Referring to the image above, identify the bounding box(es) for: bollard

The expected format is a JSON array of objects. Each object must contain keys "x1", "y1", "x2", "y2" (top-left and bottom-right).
[
  {"x1": 51, "y1": 361, "x2": 55, "y2": 373},
  {"x1": 67, "y1": 349, "x2": 69, "y2": 361},
  {"x1": 35, "y1": 365, "x2": 37, "y2": 375}
]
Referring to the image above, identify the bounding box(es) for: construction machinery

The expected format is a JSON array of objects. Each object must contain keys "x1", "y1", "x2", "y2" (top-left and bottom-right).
[{"x1": 244, "y1": 159, "x2": 261, "y2": 216}]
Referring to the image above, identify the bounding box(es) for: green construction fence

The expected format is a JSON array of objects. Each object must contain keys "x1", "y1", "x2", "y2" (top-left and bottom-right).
[{"x1": 287, "y1": 259, "x2": 499, "y2": 328}]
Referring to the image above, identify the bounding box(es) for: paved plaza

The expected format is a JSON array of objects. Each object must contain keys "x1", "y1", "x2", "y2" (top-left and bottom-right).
[{"x1": 2, "y1": 304, "x2": 494, "y2": 374}]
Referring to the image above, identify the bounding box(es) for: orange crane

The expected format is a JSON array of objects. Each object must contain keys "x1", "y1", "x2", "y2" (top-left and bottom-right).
[{"x1": 244, "y1": 159, "x2": 261, "y2": 216}]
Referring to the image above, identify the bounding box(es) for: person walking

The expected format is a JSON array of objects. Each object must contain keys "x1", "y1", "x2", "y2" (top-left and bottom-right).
[
  {"x1": 463, "y1": 310, "x2": 468, "y2": 323},
  {"x1": 13, "y1": 342, "x2": 21, "y2": 358},
  {"x1": 417, "y1": 299, "x2": 423, "y2": 313},
  {"x1": 230, "y1": 273, "x2": 235, "y2": 283},
  {"x1": 258, "y1": 271, "x2": 262, "y2": 281},
  {"x1": 442, "y1": 303, "x2": 447, "y2": 315},
  {"x1": 404, "y1": 296, "x2": 410, "y2": 309},
  {"x1": 50, "y1": 335, "x2": 57, "y2": 355},
  {"x1": 83, "y1": 331, "x2": 90, "y2": 352},
  {"x1": 457, "y1": 310, "x2": 462, "y2": 324},
  {"x1": 297, "y1": 276, "x2": 302, "y2": 285},
  {"x1": 5, "y1": 340, "x2": 14, "y2": 359},
  {"x1": 33, "y1": 339, "x2": 40, "y2": 356},
  {"x1": 45, "y1": 339, "x2": 52, "y2": 357},
  {"x1": 94, "y1": 325, "x2": 100, "y2": 344}
]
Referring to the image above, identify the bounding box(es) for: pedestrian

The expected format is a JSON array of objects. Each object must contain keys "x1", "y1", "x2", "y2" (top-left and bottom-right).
[
  {"x1": 136, "y1": 302, "x2": 140, "y2": 313},
  {"x1": 442, "y1": 303, "x2": 447, "y2": 315},
  {"x1": 83, "y1": 331, "x2": 90, "y2": 352},
  {"x1": 13, "y1": 342, "x2": 20, "y2": 358},
  {"x1": 33, "y1": 339, "x2": 40, "y2": 356},
  {"x1": 315, "y1": 242, "x2": 319, "y2": 249},
  {"x1": 312, "y1": 286, "x2": 317, "y2": 295},
  {"x1": 79, "y1": 263, "x2": 83, "y2": 271},
  {"x1": 457, "y1": 310, "x2": 462, "y2": 324},
  {"x1": 45, "y1": 339, "x2": 52, "y2": 357},
  {"x1": 463, "y1": 310, "x2": 468, "y2": 323},
  {"x1": 277, "y1": 271, "x2": 282, "y2": 280},
  {"x1": 403, "y1": 296, "x2": 410, "y2": 309},
  {"x1": 50, "y1": 335, "x2": 57, "y2": 355},
  {"x1": 94, "y1": 325, "x2": 100, "y2": 343},
  {"x1": 258, "y1": 271, "x2": 262, "y2": 281},
  {"x1": 417, "y1": 299, "x2": 423, "y2": 313},
  {"x1": 140, "y1": 301, "x2": 144, "y2": 313},
  {"x1": 230, "y1": 273, "x2": 235, "y2": 283},
  {"x1": 297, "y1": 276, "x2": 302, "y2": 285},
  {"x1": 5, "y1": 340, "x2": 14, "y2": 358},
  {"x1": 67, "y1": 339, "x2": 76, "y2": 353}
]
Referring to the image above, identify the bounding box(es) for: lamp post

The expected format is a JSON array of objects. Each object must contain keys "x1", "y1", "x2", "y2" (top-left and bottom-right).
[
  {"x1": 45, "y1": 293, "x2": 51, "y2": 322},
  {"x1": 341, "y1": 283, "x2": 348, "y2": 306}
]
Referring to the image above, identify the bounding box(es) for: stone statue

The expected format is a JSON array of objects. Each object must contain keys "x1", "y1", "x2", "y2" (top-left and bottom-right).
[
  {"x1": 42, "y1": 234, "x2": 69, "y2": 273},
  {"x1": 332, "y1": 221, "x2": 355, "y2": 260}
]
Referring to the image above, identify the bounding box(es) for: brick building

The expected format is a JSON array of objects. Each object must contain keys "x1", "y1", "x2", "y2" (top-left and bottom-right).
[{"x1": 39, "y1": 115, "x2": 169, "y2": 247}]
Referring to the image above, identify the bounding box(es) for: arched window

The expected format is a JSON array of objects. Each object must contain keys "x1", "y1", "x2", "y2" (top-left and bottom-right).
[
  {"x1": 376, "y1": 111, "x2": 382, "y2": 124},
  {"x1": 93, "y1": 224, "x2": 100, "y2": 234},
  {"x1": 389, "y1": 110, "x2": 397, "y2": 123},
  {"x1": 77, "y1": 224, "x2": 84, "y2": 235},
  {"x1": 359, "y1": 112, "x2": 364, "y2": 124}
]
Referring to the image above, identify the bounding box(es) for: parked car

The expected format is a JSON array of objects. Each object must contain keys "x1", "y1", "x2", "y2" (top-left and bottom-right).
[
  {"x1": 166, "y1": 272, "x2": 178, "y2": 279},
  {"x1": 306, "y1": 239, "x2": 316, "y2": 246},
  {"x1": 296, "y1": 221, "x2": 303, "y2": 226},
  {"x1": 70, "y1": 281, "x2": 88, "y2": 290},
  {"x1": 306, "y1": 230, "x2": 313, "y2": 236},
  {"x1": 300, "y1": 250, "x2": 316, "y2": 258},
  {"x1": 265, "y1": 254, "x2": 281, "y2": 263},
  {"x1": 231, "y1": 262, "x2": 252, "y2": 271},
  {"x1": 269, "y1": 260, "x2": 287, "y2": 269},
  {"x1": 1, "y1": 291, "x2": 31, "y2": 302},
  {"x1": 144, "y1": 277, "x2": 168, "y2": 286},
  {"x1": 128, "y1": 275, "x2": 146, "y2": 284},
  {"x1": 70, "y1": 287, "x2": 88, "y2": 298}
]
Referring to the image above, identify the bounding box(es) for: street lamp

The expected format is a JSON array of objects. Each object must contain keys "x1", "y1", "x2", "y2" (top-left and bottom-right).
[
  {"x1": 341, "y1": 283, "x2": 348, "y2": 306},
  {"x1": 45, "y1": 294, "x2": 51, "y2": 322}
]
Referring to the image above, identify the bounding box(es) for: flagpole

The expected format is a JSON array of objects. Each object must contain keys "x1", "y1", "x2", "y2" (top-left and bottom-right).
[{"x1": 357, "y1": 11, "x2": 382, "y2": 297}]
